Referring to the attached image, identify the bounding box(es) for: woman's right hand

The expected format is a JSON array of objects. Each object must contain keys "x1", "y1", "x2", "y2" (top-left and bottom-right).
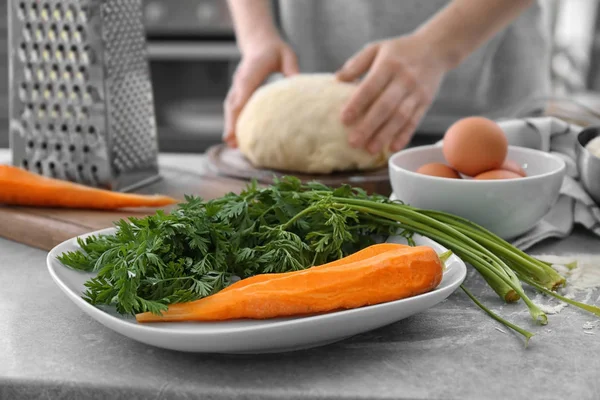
[{"x1": 223, "y1": 37, "x2": 299, "y2": 147}]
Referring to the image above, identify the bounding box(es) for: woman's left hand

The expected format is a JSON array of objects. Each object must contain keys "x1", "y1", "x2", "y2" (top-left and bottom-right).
[{"x1": 336, "y1": 33, "x2": 450, "y2": 154}]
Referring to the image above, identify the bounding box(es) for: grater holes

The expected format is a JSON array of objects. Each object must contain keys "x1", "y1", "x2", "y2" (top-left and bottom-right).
[
  {"x1": 28, "y1": 3, "x2": 38, "y2": 20},
  {"x1": 48, "y1": 23, "x2": 58, "y2": 42},
  {"x1": 55, "y1": 43, "x2": 65, "y2": 62},
  {"x1": 73, "y1": 27, "x2": 85, "y2": 43},
  {"x1": 83, "y1": 144, "x2": 90, "y2": 153},
  {"x1": 52, "y1": 103, "x2": 61, "y2": 118},
  {"x1": 19, "y1": 83, "x2": 28, "y2": 102},
  {"x1": 38, "y1": 104, "x2": 47, "y2": 118},
  {"x1": 64, "y1": 64, "x2": 73, "y2": 81},
  {"x1": 67, "y1": 46, "x2": 77, "y2": 63},
  {"x1": 34, "y1": 23, "x2": 45, "y2": 43},
  {"x1": 31, "y1": 45, "x2": 40, "y2": 63},
  {"x1": 44, "y1": 83, "x2": 53, "y2": 102},
  {"x1": 64, "y1": 5, "x2": 76, "y2": 22},
  {"x1": 22, "y1": 159, "x2": 29, "y2": 170},
  {"x1": 58, "y1": 84, "x2": 67, "y2": 100},
  {"x1": 18, "y1": 42, "x2": 27, "y2": 62},
  {"x1": 64, "y1": 105, "x2": 76, "y2": 120},
  {"x1": 23, "y1": 24, "x2": 32, "y2": 41},
  {"x1": 35, "y1": 66, "x2": 46, "y2": 82},
  {"x1": 84, "y1": 85, "x2": 94, "y2": 103},
  {"x1": 24, "y1": 65, "x2": 33, "y2": 82},
  {"x1": 31, "y1": 44, "x2": 40, "y2": 65},
  {"x1": 78, "y1": 107, "x2": 89, "y2": 121},
  {"x1": 68, "y1": 144, "x2": 76, "y2": 152},
  {"x1": 18, "y1": 2, "x2": 26, "y2": 20},
  {"x1": 76, "y1": 66, "x2": 87, "y2": 82},
  {"x1": 54, "y1": 143, "x2": 62, "y2": 151},
  {"x1": 49, "y1": 63, "x2": 59, "y2": 81},
  {"x1": 41, "y1": 141, "x2": 48, "y2": 150},
  {"x1": 41, "y1": 44, "x2": 52, "y2": 63},
  {"x1": 27, "y1": 140, "x2": 34, "y2": 149},
  {"x1": 40, "y1": 3, "x2": 51, "y2": 21},
  {"x1": 48, "y1": 123, "x2": 55, "y2": 133},
  {"x1": 60, "y1": 25, "x2": 71, "y2": 42},
  {"x1": 34, "y1": 160, "x2": 42, "y2": 172},
  {"x1": 77, "y1": 5, "x2": 88, "y2": 23}
]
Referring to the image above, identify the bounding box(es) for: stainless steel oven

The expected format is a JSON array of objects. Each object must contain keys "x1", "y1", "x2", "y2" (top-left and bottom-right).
[{"x1": 143, "y1": 0, "x2": 240, "y2": 153}]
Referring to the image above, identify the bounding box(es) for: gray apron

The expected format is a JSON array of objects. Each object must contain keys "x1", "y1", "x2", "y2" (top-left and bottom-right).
[{"x1": 277, "y1": 0, "x2": 552, "y2": 134}]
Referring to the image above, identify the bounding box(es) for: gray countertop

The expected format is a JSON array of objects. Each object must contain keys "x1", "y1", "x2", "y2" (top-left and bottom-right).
[{"x1": 1, "y1": 149, "x2": 599, "y2": 400}]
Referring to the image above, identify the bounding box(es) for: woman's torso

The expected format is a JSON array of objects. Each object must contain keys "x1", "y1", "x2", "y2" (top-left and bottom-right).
[{"x1": 277, "y1": 0, "x2": 552, "y2": 134}]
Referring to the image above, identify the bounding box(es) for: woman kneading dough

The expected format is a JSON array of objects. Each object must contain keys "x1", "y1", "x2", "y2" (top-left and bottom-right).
[{"x1": 223, "y1": 0, "x2": 550, "y2": 174}]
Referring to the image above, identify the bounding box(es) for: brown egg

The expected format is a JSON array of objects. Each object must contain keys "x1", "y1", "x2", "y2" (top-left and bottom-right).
[
  {"x1": 443, "y1": 117, "x2": 508, "y2": 177},
  {"x1": 474, "y1": 169, "x2": 522, "y2": 180},
  {"x1": 416, "y1": 163, "x2": 462, "y2": 179},
  {"x1": 500, "y1": 159, "x2": 526, "y2": 177}
]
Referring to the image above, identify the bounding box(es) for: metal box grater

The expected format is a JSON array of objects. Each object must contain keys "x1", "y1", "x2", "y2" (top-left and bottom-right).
[{"x1": 8, "y1": 0, "x2": 160, "y2": 191}]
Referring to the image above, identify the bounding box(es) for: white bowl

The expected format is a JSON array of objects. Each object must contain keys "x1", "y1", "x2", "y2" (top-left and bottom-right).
[{"x1": 388, "y1": 145, "x2": 566, "y2": 239}]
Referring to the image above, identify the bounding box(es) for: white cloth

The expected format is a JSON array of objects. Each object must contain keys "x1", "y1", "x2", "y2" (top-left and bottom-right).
[{"x1": 499, "y1": 117, "x2": 600, "y2": 250}]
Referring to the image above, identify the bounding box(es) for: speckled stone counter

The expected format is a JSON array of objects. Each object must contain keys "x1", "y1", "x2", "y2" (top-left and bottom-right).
[{"x1": 1, "y1": 149, "x2": 599, "y2": 400}]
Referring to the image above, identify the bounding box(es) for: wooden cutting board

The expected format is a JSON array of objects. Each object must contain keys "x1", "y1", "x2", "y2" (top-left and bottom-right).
[
  {"x1": 0, "y1": 162, "x2": 248, "y2": 252},
  {"x1": 205, "y1": 144, "x2": 392, "y2": 195}
]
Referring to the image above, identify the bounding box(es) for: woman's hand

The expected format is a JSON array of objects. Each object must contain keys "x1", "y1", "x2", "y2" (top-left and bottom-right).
[
  {"x1": 223, "y1": 37, "x2": 299, "y2": 147},
  {"x1": 336, "y1": 34, "x2": 450, "y2": 154}
]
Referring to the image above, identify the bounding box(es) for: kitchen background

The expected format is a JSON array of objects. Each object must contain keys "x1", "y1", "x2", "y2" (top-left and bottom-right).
[{"x1": 0, "y1": 0, "x2": 599, "y2": 152}]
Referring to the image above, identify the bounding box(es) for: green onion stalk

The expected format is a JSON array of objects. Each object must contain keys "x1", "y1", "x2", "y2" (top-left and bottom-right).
[{"x1": 328, "y1": 197, "x2": 548, "y2": 325}]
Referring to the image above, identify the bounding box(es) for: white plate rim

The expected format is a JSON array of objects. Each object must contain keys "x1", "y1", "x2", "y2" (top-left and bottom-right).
[{"x1": 47, "y1": 227, "x2": 467, "y2": 344}]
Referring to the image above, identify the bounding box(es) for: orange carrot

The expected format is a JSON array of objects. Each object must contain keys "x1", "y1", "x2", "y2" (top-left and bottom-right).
[
  {"x1": 220, "y1": 242, "x2": 408, "y2": 293},
  {"x1": 136, "y1": 245, "x2": 443, "y2": 323},
  {"x1": 0, "y1": 165, "x2": 178, "y2": 209}
]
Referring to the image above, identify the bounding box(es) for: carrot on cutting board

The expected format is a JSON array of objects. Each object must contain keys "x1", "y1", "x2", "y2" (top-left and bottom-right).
[
  {"x1": 0, "y1": 165, "x2": 178, "y2": 210},
  {"x1": 220, "y1": 242, "x2": 409, "y2": 294},
  {"x1": 136, "y1": 245, "x2": 443, "y2": 323}
]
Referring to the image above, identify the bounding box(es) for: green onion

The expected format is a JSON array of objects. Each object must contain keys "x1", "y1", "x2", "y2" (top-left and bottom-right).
[{"x1": 461, "y1": 285, "x2": 534, "y2": 345}]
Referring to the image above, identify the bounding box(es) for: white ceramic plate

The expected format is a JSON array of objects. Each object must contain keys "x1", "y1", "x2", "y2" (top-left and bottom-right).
[{"x1": 47, "y1": 228, "x2": 467, "y2": 354}]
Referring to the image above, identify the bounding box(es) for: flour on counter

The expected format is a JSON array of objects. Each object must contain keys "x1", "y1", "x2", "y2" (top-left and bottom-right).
[
  {"x1": 533, "y1": 293, "x2": 569, "y2": 315},
  {"x1": 527, "y1": 254, "x2": 600, "y2": 317},
  {"x1": 583, "y1": 321, "x2": 599, "y2": 330},
  {"x1": 534, "y1": 254, "x2": 600, "y2": 290}
]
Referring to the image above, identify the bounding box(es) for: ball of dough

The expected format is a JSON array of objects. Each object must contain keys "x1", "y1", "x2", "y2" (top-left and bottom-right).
[{"x1": 236, "y1": 73, "x2": 389, "y2": 174}]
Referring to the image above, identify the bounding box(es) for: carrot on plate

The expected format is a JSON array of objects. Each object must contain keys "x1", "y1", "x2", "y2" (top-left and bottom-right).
[
  {"x1": 0, "y1": 165, "x2": 178, "y2": 210},
  {"x1": 219, "y1": 242, "x2": 408, "y2": 294},
  {"x1": 136, "y1": 244, "x2": 443, "y2": 323}
]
